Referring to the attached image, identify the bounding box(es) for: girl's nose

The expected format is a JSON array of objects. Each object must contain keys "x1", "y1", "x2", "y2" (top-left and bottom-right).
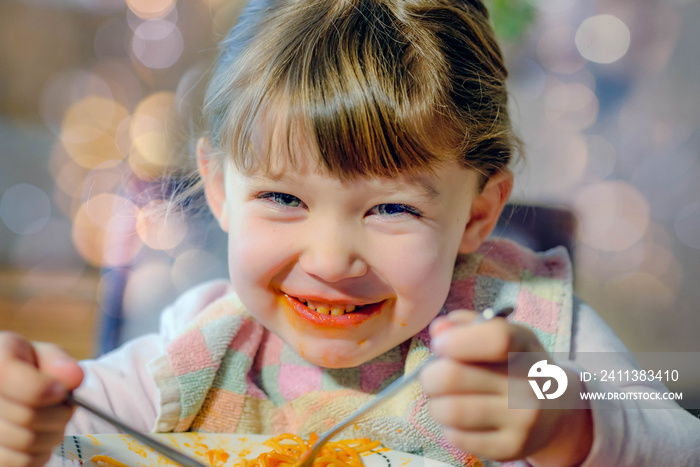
[{"x1": 298, "y1": 224, "x2": 368, "y2": 282}]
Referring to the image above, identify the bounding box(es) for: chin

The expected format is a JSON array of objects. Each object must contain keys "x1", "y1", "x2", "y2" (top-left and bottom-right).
[
  {"x1": 284, "y1": 338, "x2": 369, "y2": 368},
  {"x1": 292, "y1": 337, "x2": 395, "y2": 369},
  {"x1": 304, "y1": 353, "x2": 370, "y2": 369}
]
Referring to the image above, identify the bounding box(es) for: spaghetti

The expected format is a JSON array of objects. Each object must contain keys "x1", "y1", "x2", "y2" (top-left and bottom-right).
[
  {"x1": 237, "y1": 433, "x2": 382, "y2": 467},
  {"x1": 89, "y1": 433, "x2": 381, "y2": 467},
  {"x1": 90, "y1": 454, "x2": 133, "y2": 467}
]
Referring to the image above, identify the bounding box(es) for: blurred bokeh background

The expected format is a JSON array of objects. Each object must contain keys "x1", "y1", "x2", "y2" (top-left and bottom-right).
[{"x1": 0, "y1": 0, "x2": 698, "y2": 367}]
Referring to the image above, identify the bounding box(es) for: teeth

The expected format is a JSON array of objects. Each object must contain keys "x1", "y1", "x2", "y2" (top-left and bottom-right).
[{"x1": 302, "y1": 299, "x2": 360, "y2": 315}]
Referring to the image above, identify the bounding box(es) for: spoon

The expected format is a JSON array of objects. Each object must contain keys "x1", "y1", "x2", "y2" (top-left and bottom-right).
[
  {"x1": 296, "y1": 306, "x2": 515, "y2": 467},
  {"x1": 67, "y1": 393, "x2": 209, "y2": 467}
]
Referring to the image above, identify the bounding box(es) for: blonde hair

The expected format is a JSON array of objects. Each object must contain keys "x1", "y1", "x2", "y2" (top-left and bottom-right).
[{"x1": 203, "y1": 0, "x2": 516, "y2": 188}]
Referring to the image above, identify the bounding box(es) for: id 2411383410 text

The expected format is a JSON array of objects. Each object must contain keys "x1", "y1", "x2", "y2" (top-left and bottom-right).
[{"x1": 580, "y1": 369, "x2": 679, "y2": 383}]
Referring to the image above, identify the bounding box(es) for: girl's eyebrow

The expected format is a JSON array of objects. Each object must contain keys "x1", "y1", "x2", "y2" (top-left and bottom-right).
[
  {"x1": 407, "y1": 176, "x2": 441, "y2": 201},
  {"x1": 245, "y1": 170, "x2": 441, "y2": 201},
  {"x1": 244, "y1": 170, "x2": 293, "y2": 184},
  {"x1": 364, "y1": 175, "x2": 442, "y2": 204}
]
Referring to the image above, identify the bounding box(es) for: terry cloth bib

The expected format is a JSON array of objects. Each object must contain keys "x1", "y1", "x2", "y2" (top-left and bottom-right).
[{"x1": 148, "y1": 238, "x2": 573, "y2": 467}]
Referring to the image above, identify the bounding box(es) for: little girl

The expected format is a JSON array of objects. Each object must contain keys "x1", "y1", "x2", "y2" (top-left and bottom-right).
[{"x1": 1, "y1": 1, "x2": 699, "y2": 466}]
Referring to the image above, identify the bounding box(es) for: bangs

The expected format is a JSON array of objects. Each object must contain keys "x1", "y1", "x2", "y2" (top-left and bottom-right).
[{"x1": 212, "y1": 0, "x2": 465, "y2": 180}]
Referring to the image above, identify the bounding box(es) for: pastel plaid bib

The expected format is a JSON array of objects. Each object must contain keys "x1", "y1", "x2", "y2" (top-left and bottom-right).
[{"x1": 148, "y1": 238, "x2": 573, "y2": 467}]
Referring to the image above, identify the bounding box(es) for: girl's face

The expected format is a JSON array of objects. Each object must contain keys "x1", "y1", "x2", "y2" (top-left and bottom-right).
[{"x1": 202, "y1": 139, "x2": 508, "y2": 368}]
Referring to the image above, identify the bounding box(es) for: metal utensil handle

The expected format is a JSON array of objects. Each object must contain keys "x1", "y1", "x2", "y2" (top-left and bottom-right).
[
  {"x1": 67, "y1": 394, "x2": 209, "y2": 467},
  {"x1": 302, "y1": 306, "x2": 514, "y2": 465},
  {"x1": 312, "y1": 353, "x2": 438, "y2": 447}
]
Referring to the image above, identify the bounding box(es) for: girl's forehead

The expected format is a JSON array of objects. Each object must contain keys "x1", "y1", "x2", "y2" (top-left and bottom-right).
[
  {"x1": 247, "y1": 113, "x2": 320, "y2": 175},
  {"x1": 242, "y1": 103, "x2": 452, "y2": 182},
  {"x1": 246, "y1": 133, "x2": 440, "y2": 192},
  {"x1": 247, "y1": 162, "x2": 444, "y2": 199}
]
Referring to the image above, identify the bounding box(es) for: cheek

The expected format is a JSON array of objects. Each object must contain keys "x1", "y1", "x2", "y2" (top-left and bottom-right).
[
  {"x1": 226, "y1": 219, "x2": 291, "y2": 292},
  {"x1": 380, "y1": 236, "x2": 456, "y2": 313}
]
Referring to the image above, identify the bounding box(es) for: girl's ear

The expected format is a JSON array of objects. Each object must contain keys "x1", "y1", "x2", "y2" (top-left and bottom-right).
[
  {"x1": 459, "y1": 168, "x2": 513, "y2": 254},
  {"x1": 197, "y1": 137, "x2": 229, "y2": 232}
]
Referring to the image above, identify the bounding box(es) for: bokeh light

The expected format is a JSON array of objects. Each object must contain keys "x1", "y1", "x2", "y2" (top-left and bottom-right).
[
  {"x1": 48, "y1": 143, "x2": 85, "y2": 220},
  {"x1": 79, "y1": 164, "x2": 124, "y2": 203},
  {"x1": 131, "y1": 19, "x2": 184, "y2": 69},
  {"x1": 509, "y1": 58, "x2": 547, "y2": 104},
  {"x1": 54, "y1": 159, "x2": 89, "y2": 197},
  {"x1": 639, "y1": 225, "x2": 682, "y2": 287},
  {"x1": 39, "y1": 70, "x2": 114, "y2": 136},
  {"x1": 0, "y1": 184, "x2": 51, "y2": 235},
  {"x1": 522, "y1": 130, "x2": 588, "y2": 198},
  {"x1": 574, "y1": 181, "x2": 650, "y2": 252},
  {"x1": 575, "y1": 221, "x2": 682, "y2": 293},
  {"x1": 60, "y1": 96, "x2": 129, "y2": 169},
  {"x1": 91, "y1": 60, "x2": 145, "y2": 111},
  {"x1": 71, "y1": 194, "x2": 142, "y2": 267},
  {"x1": 543, "y1": 81, "x2": 599, "y2": 130},
  {"x1": 126, "y1": 0, "x2": 176, "y2": 20},
  {"x1": 136, "y1": 199, "x2": 188, "y2": 251},
  {"x1": 537, "y1": 25, "x2": 586, "y2": 74},
  {"x1": 575, "y1": 14, "x2": 631, "y2": 64},
  {"x1": 129, "y1": 91, "x2": 179, "y2": 180}
]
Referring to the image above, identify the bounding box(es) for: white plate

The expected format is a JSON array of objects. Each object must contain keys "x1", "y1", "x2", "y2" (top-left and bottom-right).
[{"x1": 49, "y1": 433, "x2": 452, "y2": 467}]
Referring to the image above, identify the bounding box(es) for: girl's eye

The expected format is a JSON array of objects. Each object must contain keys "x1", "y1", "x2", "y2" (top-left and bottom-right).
[
  {"x1": 256, "y1": 192, "x2": 305, "y2": 208},
  {"x1": 369, "y1": 203, "x2": 422, "y2": 217}
]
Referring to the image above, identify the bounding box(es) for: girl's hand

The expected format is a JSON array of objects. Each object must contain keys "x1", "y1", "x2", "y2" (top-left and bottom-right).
[
  {"x1": 420, "y1": 310, "x2": 592, "y2": 466},
  {"x1": 0, "y1": 332, "x2": 83, "y2": 467}
]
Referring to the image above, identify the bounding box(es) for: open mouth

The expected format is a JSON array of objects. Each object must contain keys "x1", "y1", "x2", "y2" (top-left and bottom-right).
[
  {"x1": 303, "y1": 299, "x2": 362, "y2": 315},
  {"x1": 283, "y1": 294, "x2": 384, "y2": 328}
]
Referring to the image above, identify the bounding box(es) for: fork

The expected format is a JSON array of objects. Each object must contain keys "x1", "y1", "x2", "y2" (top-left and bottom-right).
[
  {"x1": 67, "y1": 393, "x2": 210, "y2": 467},
  {"x1": 295, "y1": 306, "x2": 515, "y2": 467}
]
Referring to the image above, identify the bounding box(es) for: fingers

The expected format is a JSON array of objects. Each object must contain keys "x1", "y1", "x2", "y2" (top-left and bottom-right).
[
  {"x1": 439, "y1": 426, "x2": 532, "y2": 462},
  {"x1": 0, "y1": 333, "x2": 77, "y2": 467},
  {"x1": 0, "y1": 332, "x2": 39, "y2": 366},
  {"x1": 427, "y1": 389, "x2": 542, "y2": 461},
  {"x1": 420, "y1": 358, "x2": 507, "y2": 395},
  {"x1": 0, "y1": 333, "x2": 83, "y2": 408},
  {"x1": 429, "y1": 310, "x2": 478, "y2": 337},
  {"x1": 430, "y1": 312, "x2": 544, "y2": 362},
  {"x1": 0, "y1": 395, "x2": 74, "y2": 432},
  {"x1": 0, "y1": 445, "x2": 53, "y2": 467},
  {"x1": 0, "y1": 340, "x2": 66, "y2": 408},
  {"x1": 0, "y1": 418, "x2": 67, "y2": 455},
  {"x1": 0, "y1": 360, "x2": 64, "y2": 407},
  {"x1": 427, "y1": 394, "x2": 506, "y2": 431},
  {"x1": 33, "y1": 342, "x2": 83, "y2": 391},
  {"x1": 423, "y1": 311, "x2": 559, "y2": 462}
]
